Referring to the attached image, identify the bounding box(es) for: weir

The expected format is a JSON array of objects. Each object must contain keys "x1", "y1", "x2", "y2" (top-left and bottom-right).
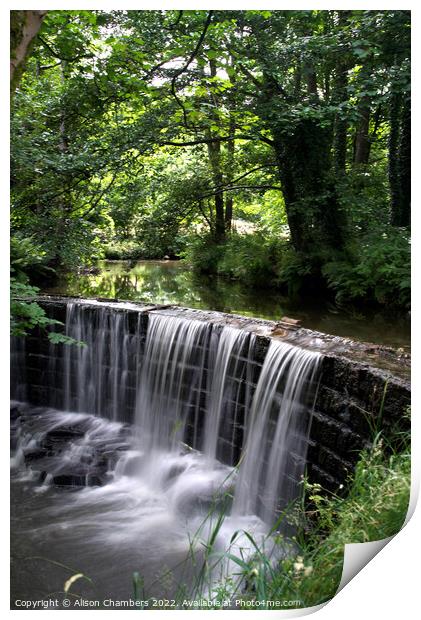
[
  {"x1": 15, "y1": 297, "x2": 411, "y2": 485},
  {"x1": 10, "y1": 296, "x2": 410, "y2": 600}
]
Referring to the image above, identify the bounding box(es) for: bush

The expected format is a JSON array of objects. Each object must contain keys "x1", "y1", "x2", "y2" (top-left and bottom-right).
[
  {"x1": 10, "y1": 235, "x2": 83, "y2": 344},
  {"x1": 184, "y1": 226, "x2": 410, "y2": 310},
  {"x1": 322, "y1": 227, "x2": 410, "y2": 308},
  {"x1": 104, "y1": 231, "x2": 187, "y2": 261},
  {"x1": 184, "y1": 233, "x2": 288, "y2": 287},
  {"x1": 103, "y1": 240, "x2": 144, "y2": 261}
]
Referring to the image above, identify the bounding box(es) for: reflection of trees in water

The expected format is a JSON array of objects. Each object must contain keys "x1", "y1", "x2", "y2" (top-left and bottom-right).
[
  {"x1": 70, "y1": 265, "x2": 196, "y2": 304},
  {"x1": 63, "y1": 262, "x2": 286, "y2": 317},
  {"x1": 51, "y1": 261, "x2": 409, "y2": 347}
]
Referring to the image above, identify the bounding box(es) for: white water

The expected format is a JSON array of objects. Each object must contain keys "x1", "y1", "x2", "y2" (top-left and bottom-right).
[
  {"x1": 11, "y1": 303, "x2": 321, "y2": 602},
  {"x1": 233, "y1": 341, "x2": 321, "y2": 525},
  {"x1": 135, "y1": 314, "x2": 211, "y2": 451}
]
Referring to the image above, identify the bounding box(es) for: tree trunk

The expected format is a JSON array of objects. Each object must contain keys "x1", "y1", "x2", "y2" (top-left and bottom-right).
[
  {"x1": 398, "y1": 94, "x2": 411, "y2": 227},
  {"x1": 304, "y1": 62, "x2": 318, "y2": 100},
  {"x1": 272, "y1": 135, "x2": 305, "y2": 252},
  {"x1": 224, "y1": 113, "x2": 236, "y2": 233},
  {"x1": 389, "y1": 89, "x2": 403, "y2": 226},
  {"x1": 273, "y1": 117, "x2": 347, "y2": 257},
  {"x1": 10, "y1": 10, "x2": 47, "y2": 93},
  {"x1": 206, "y1": 58, "x2": 227, "y2": 241},
  {"x1": 332, "y1": 65, "x2": 348, "y2": 171},
  {"x1": 354, "y1": 101, "x2": 371, "y2": 165},
  {"x1": 332, "y1": 11, "x2": 351, "y2": 173},
  {"x1": 207, "y1": 139, "x2": 226, "y2": 242}
]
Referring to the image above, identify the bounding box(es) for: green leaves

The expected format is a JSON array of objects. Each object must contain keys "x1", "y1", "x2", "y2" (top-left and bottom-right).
[
  {"x1": 322, "y1": 227, "x2": 410, "y2": 307},
  {"x1": 10, "y1": 8, "x2": 411, "y2": 314}
]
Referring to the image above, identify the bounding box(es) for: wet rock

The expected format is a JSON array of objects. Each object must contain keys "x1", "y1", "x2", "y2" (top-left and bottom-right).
[
  {"x1": 23, "y1": 448, "x2": 48, "y2": 463},
  {"x1": 40, "y1": 425, "x2": 87, "y2": 454},
  {"x1": 78, "y1": 266, "x2": 101, "y2": 275},
  {"x1": 10, "y1": 404, "x2": 23, "y2": 422},
  {"x1": 52, "y1": 472, "x2": 105, "y2": 487}
]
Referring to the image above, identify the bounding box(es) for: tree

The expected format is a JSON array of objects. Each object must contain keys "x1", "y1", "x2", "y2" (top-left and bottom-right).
[
  {"x1": 10, "y1": 9, "x2": 411, "y2": 308},
  {"x1": 10, "y1": 10, "x2": 47, "y2": 93}
]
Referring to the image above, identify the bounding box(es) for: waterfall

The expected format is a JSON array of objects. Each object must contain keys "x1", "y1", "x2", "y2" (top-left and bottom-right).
[
  {"x1": 13, "y1": 302, "x2": 322, "y2": 529},
  {"x1": 202, "y1": 326, "x2": 251, "y2": 460},
  {"x1": 135, "y1": 314, "x2": 211, "y2": 451},
  {"x1": 62, "y1": 303, "x2": 139, "y2": 421},
  {"x1": 232, "y1": 341, "x2": 321, "y2": 526},
  {"x1": 11, "y1": 301, "x2": 325, "y2": 601}
]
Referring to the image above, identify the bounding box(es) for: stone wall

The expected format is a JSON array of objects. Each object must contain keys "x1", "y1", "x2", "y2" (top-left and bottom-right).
[{"x1": 13, "y1": 296, "x2": 411, "y2": 492}]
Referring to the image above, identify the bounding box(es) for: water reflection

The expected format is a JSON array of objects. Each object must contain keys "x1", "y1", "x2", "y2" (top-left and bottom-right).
[{"x1": 45, "y1": 260, "x2": 410, "y2": 349}]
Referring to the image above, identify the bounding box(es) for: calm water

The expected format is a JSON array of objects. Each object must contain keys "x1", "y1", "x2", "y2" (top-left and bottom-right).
[{"x1": 45, "y1": 260, "x2": 410, "y2": 349}]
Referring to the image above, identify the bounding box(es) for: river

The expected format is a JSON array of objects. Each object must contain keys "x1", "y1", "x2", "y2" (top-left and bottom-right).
[{"x1": 45, "y1": 259, "x2": 410, "y2": 349}]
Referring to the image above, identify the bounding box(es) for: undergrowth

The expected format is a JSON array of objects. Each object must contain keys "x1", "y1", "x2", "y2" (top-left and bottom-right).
[{"x1": 183, "y1": 228, "x2": 410, "y2": 309}]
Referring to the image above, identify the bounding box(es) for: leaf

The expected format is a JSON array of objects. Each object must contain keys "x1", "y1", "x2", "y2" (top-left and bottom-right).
[{"x1": 48, "y1": 332, "x2": 87, "y2": 347}]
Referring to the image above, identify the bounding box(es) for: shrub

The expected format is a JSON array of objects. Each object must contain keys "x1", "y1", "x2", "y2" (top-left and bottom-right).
[
  {"x1": 183, "y1": 233, "x2": 288, "y2": 287},
  {"x1": 322, "y1": 227, "x2": 410, "y2": 308},
  {"x1": 103, "y1": 240, "x2": 144, "y2": 261}
]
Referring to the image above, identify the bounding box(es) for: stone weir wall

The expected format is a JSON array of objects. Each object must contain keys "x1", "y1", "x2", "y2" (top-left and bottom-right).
[{"x1": 13, "y1": 296, "x2": 411, "y2": 493}]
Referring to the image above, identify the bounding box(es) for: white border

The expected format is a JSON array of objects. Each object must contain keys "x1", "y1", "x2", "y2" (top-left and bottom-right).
[{"x1": 2, "y1": 3, "x2": 419, "y2": 618}]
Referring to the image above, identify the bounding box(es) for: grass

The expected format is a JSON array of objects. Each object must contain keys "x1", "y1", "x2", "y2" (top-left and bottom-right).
[{"x1": 270, "y1": 433, "x2": 410, "y2": 607}]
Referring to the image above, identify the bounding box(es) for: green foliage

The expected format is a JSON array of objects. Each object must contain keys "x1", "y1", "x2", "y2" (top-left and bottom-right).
[
  {"x1": 217, "y1": 234, "x2": 285, "y2": 286},
  {"x1": 11, "y1": 279, "x2": 53, "y2": 337},
  {"x1": 338, "y1": 166, "x2": 391, "y2": 231},
  {"x1": 104, "y1": 229, "x2": 187, "y2": 261},
  {"x1": 10, "y1": 234, "x2": 48, "y2": 278},
  {"x1": 182, "y1": 234, "x2": 226, "y2": 275},
  {"x1": 10, "y1": 235, "x2": 84, "y2": 345},
  {"x1": 272, "y1": 435, "x2": 410, "y2": 607},
  {"x1": 184, "y1": 225, "x2": 410, "y2": 310},
  {"x1": 184, "y1": 233, "x2": 288, "y2": 287},
  {"x1": 323, "y1": 228, "x2": 410, "y2": 307},
  {"x1": 103, "y1": 240, "x2": 144, "y2": 261},
  {"x1": 11, "y1": 277, "x2": 86, "y2": 346},
  {"x1": 10, "y1": 9, "x2": 410, "y2": 312}
]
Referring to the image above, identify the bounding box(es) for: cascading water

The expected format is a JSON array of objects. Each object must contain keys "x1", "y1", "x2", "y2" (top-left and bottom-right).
[
  {"x1": 11, "y1": 301, "x2": 322, "y2": 605},
  {"x1": 232, "y1": 341, "x2": 321, "y2": 526},
  {"x1": 135, "y1": 313, "x2": 211, "y2": 451},
  {"x1": 61, "y1": 304, "x2": 140, "y2": 420},
  {"x1": 203, "y1": 326, "x2": 251, "y2": 460}
]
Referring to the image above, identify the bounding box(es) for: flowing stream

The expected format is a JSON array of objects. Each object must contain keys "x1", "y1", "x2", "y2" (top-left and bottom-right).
[{"x1": 11, "y1": 303, "x2": 321, "y2": 606}]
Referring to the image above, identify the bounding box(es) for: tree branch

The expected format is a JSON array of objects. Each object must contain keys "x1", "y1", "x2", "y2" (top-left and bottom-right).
[
  {"x1": 198, "y1": 183, "x2": 281, "y2": 201},
  {"x1": 38, "y1": 35, "x2": 93, "y2": 63},
  {"x1": 170, "y1": 11, "x2": 213, "y2": 128},
  {"x1": 159, "y1": 132, "x2": 274, "y2": 147}
]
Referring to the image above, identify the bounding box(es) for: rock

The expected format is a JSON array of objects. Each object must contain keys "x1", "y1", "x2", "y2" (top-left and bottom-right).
[
  {"x1": 41, "y1": 425, "x2": 87, "y2": 453},
  {"x1": 23, "y1": 448, "x2": 48, "y2": 463},
  {"x1": 53, "y1": 474, "x2": 88, "y2": 487},
  {"x1": 10, "y1": 406, "x2": 21, "y2": 422},
  {"x1": 271, "y1": 327, "x2": 287, "y2": 338},
  {"x1": 277, "y1": 316, "x2": 302, "y2": 329},
  {"x1": 78, "y1": 266, "x2": 101, "y2": 275},
  {"x1": 53, "y1": 468, "x2": 105, "y2": 487}
]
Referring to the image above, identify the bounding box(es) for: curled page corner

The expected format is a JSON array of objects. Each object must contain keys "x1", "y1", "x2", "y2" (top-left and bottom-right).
[
  {"x1": 337, "y1": 536, "x2": 394, "y2": 594},
  {"x1": 337, "y1": 481, "x2": 417, "y2": 595}
]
